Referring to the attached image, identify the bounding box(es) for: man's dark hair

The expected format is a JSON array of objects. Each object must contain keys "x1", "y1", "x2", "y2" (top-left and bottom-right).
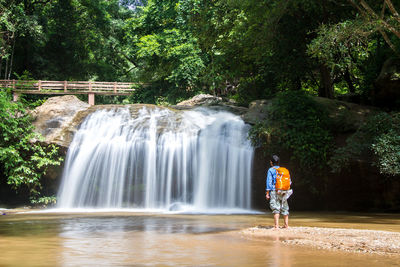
[{"x1": 271, "y1": 155, "x2": 280, "y2": 165}]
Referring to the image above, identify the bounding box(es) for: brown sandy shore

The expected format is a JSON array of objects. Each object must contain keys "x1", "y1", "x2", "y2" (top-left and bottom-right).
[{"x1": 241, "y1": 226, "x2": 400, "y2": 255}]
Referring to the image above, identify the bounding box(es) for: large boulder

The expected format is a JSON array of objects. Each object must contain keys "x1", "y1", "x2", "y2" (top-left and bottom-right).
[
  {"x1": 31, "y1": 95, "x2": 90, "y2": 148},
  {"x1": 176, "y1": 94, "x2": 223, "y2": 106},
  {"x1": 313, "y1": 96, "x2": 377, "y2": 133},
  {"x1": 176, "y1": 94, "x2": 249, "y2": 116},
  {"x1": 241, "y1": 99, "x2": 271, "y2": 125}
]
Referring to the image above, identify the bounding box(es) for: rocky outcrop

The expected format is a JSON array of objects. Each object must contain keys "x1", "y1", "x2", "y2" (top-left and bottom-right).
[
  {"x1": 314, "y1": 96, "x2": 377, "y2": 132},
  {"x1": 33, "y1": 101, "x2": 184, "y2": 148},
  {"x1": 33, "y1": 94, "x2": 377, "y2": 148},
  {"x1": 31, "y1": 95, "x2": 90, "y2": 148},
  {"x1": 177, "y1": 94, "x2": 376, "y2": 128},
  {"x1": 176, "y1": 94, "x2": 223, "y2": 106},
  {"x1": 176, "y1": 94, "x2": 251, "y2": 119},
  {"x1": 242, "y1": 97, "x2": 377, "y2": 128},
  {"x1": 33, "y1": 95, "x2": 254, "y2": 149},
  {"x1": 241, "y1": 99, "x2": 271, "y2": 125}
]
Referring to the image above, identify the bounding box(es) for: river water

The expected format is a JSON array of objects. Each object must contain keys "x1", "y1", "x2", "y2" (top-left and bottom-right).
[{"x1": 1, "y1": 211, "x2": 399, "y2": 266}]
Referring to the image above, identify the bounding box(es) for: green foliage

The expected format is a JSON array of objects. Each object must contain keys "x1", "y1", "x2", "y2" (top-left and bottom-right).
[
  {"x1": 129, "y1": 84, "x2": 158, "y2": 104},
  {"x1": 330, "y1": 112, "x2": 400, "y2": 176},
  {"x1": 372, "y1": 129, "x2": 400, "y2": 176},
  {"x1": 30, "y1": 195, "x2": 57, "y2": 207},
  {"x1": 94, "y1": 95, "x2": 131, "y2": 105},
  {"x1": 124, "y1": 0, "x2": 206, "y2": 104},
  {"x1": 3, "y1": 0, "x2": 400, "y2": 107},
  {"x1": 2, "y1": 0, "x2": 136, "y2": 82},
  {"x1": 20, "y1": 95, "x2": 48, "y2": 109},
  {"x1": 233, "y1": 74, "x2": 277, "y2": 106},
  {"x1": 248, "y1": 122, "x2": 270, "y2": 148},
  {"x1": 249, "y1": 92, "x2": 333, "y2": 171},
  {"x1": 0, "y1": 90, "x2": 63, "y2": 197},
  {"x1": 308, "y1": 20, "x2": 374, "y2": 72},
  {"x1": 269, "y1": 91, "x2": 333, "y2": 169},
  {"x1": 307, "y1": 19, "x2": 388, "y2": 98}
]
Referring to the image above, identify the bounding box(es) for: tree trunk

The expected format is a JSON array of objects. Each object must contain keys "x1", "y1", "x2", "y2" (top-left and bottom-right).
[
  {"x1": 4, "y1": 57, "x2": 8, "y2": 80},
  {"x1": 319, "y1": 64, "x2": 334, "y2": 98},
  {"x1": 344, "y1": 68, "x2": 355, "y2": 94},
  {"x1": 7, "y1": 37, "x2": 16, "y2": 79}
]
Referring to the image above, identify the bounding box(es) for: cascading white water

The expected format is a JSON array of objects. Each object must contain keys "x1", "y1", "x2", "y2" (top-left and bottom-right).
[{"x1": 57, "y1": 105, "x2": 254, "y2": 212}]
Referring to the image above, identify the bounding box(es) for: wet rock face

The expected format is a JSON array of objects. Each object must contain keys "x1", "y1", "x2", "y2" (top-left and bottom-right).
[
  {"x1": 33, "y1": 100, "x2": 182, "y2": 148},
  {"x1": 31, "y1": 95, "x2": 90, "y2": 148}
]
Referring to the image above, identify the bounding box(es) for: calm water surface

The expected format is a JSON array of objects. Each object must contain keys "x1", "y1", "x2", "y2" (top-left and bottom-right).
[{"x1": 0, "y1": 211, "x2": 399, "y2": 266}]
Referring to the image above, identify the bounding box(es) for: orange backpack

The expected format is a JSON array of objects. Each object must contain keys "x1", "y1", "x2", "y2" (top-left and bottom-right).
[{"x1": 273, "y1": 167, "x2": 291, "y2": 190}]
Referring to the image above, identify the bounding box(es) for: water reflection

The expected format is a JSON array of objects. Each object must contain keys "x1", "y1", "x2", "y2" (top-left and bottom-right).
[
  {"x1": 58, "y1": 216, "x2": 269, "y2": 266},
  {"x1": 59, "y1": 216, "x2": 232, "y2": 236},
  {"x1": 270, "y1": 237, "x2": 292, "y2": 267}
]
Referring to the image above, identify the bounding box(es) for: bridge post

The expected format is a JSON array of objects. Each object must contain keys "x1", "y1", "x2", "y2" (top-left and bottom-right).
[
  {"x1": 88, "y1": 81, "x2": 94, "y2": 105},
  {"x1": 12, "y1": 80, "x2": 19, "y2": 102},
  {"x1": 88, "y1": 93, "x2": 95, "y2": 105}
]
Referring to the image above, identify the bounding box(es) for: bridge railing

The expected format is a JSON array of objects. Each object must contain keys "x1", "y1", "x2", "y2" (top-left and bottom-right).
[
  {"x1": 0, "y1": 80, "x2": 136, "y2": 94},
  {"x1": 0, "y1": 79, "x2": 139, "y2": 105}
]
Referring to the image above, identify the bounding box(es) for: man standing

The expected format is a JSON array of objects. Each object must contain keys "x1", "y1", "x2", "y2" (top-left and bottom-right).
[{"x1": 265, "y1": 155, "x2": 291, "y2": 229}]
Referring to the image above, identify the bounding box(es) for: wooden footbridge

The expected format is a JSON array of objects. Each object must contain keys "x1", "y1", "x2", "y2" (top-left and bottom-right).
[{"x1": 0, "y1": 79, "x2": 137, "y2": 105}]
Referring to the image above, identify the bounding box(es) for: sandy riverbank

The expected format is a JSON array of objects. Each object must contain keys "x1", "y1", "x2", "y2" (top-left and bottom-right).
[{"x1": 241, "y1": 226, "x2": 400, "y2": 255}]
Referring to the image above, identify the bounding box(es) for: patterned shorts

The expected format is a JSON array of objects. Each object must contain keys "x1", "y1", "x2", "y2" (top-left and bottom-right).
[{"x1": 269, "y1": 190, "x2": 289, "y2": 215}]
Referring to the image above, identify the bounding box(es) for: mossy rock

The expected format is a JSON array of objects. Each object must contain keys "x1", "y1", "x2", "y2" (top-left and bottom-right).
[{"x1": 313, "y1": 97, "x2": 378, "y2": 133}]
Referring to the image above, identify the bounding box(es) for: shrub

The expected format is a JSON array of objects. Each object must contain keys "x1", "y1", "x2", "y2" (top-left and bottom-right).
[
  {"x1": 0, "y1": 90, "x2": 63, "y2": 200},
  {"x1": 330, "y1": 111, "x2": 400, "y2": 176},
  {"x1": 268, "y1": 91, "x2": 333, "y2": 170}
]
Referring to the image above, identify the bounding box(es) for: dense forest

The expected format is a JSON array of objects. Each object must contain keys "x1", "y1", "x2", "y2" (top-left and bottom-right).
[
  {"x1": 2, "y1": 0, "x2": 400, "y2": 104},
  {"x1": 1, "y1": 0, "x2": 400, "y2": 209}
]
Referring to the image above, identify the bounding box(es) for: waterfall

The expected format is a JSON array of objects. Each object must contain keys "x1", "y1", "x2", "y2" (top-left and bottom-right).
[{"x1": 57, "y1": 105, "x2": 254, "y2": 213}]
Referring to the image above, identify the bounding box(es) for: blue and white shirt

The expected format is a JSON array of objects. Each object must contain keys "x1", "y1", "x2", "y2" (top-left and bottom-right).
[{"x1": 266, "y1": 165, "x2": 279, "y2": 191}]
